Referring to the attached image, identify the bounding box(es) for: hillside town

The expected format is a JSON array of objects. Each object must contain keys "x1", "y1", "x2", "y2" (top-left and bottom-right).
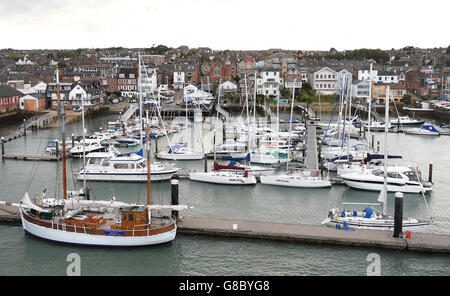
[{"x1": 0, "y1": 45, "x2": 449, "y2": 115}]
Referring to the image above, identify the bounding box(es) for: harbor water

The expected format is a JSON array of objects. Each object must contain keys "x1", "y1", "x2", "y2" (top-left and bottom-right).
[{"x1": 0, "y1": 112, "x2": 449, "y2": 276}]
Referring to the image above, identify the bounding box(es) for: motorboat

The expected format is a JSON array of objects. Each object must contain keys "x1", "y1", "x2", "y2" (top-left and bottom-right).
[
  {"x1": 250, "y1": 147, "x2": 291, "y2": 164},
  {"x1": 404, "y1": 124, "x2": 440, "y2": 136},
  {"x1": 340, "y1": 165, "x2": 432, "y2": 194},
  {"x1": 364, "y1": 121, "x2": 393, "y2": 132},
  {"x1": 77, "y1": 149, "x2": 179, "y2": 182},
  {"x1": 390, "y1": 115, "x2": 425, "y2": 126}
]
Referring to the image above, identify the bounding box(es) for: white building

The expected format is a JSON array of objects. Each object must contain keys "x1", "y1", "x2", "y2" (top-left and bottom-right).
[
  {"x1": 140, "y1": 68, "x2": 158, "y2": 95},
  {"x1": 256, "y1": 70, "x2": 283, "y2": 97},
  {"x1": 219, "y1": 81, "x2": 238, "y2": 94},
  {"x1": 376, "y1": 70, "x2": 399, "y2": 84},
  {"x1": 309, "y1": 67, "x2": 338, "y2": 95},
  {"x1": 173, "y1": 71, "x2": 185, "y2": 90},
  {"x1": 22, "y1": 82, "x2": 47, "y2": 94},
  {"x1": 358, "y1": 68, "x2": 378, "y2": 81}
]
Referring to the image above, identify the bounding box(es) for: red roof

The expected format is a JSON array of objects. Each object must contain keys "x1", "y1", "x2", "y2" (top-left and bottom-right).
[{"x1": 243, "y1": 57, "x2": 255, "y2": 63}]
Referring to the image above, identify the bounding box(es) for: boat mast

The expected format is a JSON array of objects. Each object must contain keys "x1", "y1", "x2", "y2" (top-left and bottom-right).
[
  {"x1": 56, "y1": 69, "x2": 68, "y2": 200},
  {"x1": 382, "y1": 86, "x2": 390, "y2": 217},
  {"x1": 214, "y1": 79, "x2": 221, "y2": 163},
  {"x1": 367, "y1": 63, "x2": 373, "y2": 152},
  {"x1": 244, "y1": 73, "x2": 251, "y2": 160},
  {"x1": 287, "y1": 79, "x2": 296, "y2": 170},
  {"x1": 146, "y1": 123, "x2": 151, "y2": 205},
  {"x1": 81, "y1": 86, "x2": 86, "y2": 191},
  {"x1": 138, "y1": 52, "x2": 143, "y2": 148}
]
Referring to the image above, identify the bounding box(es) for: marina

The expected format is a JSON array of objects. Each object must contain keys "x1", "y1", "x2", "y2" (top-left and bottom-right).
[{"x1": 0, "y1": 7, "x2": 449, "y2": 275}]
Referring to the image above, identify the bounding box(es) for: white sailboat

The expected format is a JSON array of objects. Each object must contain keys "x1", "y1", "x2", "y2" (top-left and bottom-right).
[
  {"x1": 260, "y1": 79, "x2": 331, "y2": 188},
  {"x1": 188, "y1": 80, "x2": 257, "y2": 185},
  {"x1": 322, "y1": 86, "x2": 434, "y2": 231},
  {"x1": 157, "y1": 84, "x2": 204, "y2": 160}
]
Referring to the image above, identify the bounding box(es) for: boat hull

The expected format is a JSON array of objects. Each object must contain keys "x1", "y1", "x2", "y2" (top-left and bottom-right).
[
  {"x1": 260, "y1": 175, "x2": 331, "y2": 188},
  {"x1": 321, "y1": 217, "x2": 431, "y2": 232},
  {"x1": 189, "y1": 172, "x2": 257, "y2": 185},
  {"x1": 20, "y1": 209, "x2": 176, "y2": 247},
  {"x1": 341, "y1": 177, "x2": 429, "y2": 193},
  {"x1": 77, "y1": 169, "x2": 179, "y2": 182},
  {"x1": 157, "y1": 152, "x2": 204, "y2": 160}
]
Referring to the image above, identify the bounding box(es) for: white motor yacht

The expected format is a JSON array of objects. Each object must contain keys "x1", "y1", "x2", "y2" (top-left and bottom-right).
[
  {"x1": 340, "y1": 166, "x2": 432, "y2": 194},
  {"x1": 77, "y1": 149, "x2": 179, "y2": 182}
]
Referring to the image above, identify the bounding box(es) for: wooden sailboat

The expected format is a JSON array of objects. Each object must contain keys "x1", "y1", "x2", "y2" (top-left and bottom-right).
[{"x1": 17, "y1": 69, "x2": 189, "y2": 246}]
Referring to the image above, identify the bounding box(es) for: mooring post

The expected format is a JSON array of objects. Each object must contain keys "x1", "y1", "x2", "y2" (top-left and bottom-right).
[
  {"x1": 204, "y1": 153, "x2": 208, "y2": 172},
  {"x1": 377, "y1": 140, "x2": 380, "y2": 153},
  {"x1": 171, "y1": 175, "x2": 179, "y2": 221},
  {"x1": 1, "y1": 137, "x2": 4, "y2": 157},
  {"x1": 393, "y1": 192, "x2": 404, "y2": 238},
  {"x1": 23, "y1": 119, "x2": 26, "y2": 136},
  {"x1": 71, "y1": 134, "x2": 75, "y2": 148},
  {"x1": 371, "y1": 134, "x2": 375, "y2": 149},
  {"x1": 428, "y1": 161, "x2": 433, "y2": 183}
]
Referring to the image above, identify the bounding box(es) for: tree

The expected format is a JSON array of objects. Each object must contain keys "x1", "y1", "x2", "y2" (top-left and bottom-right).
[{"x1": 57, "y1": 61, "x2": 67, "y2": 68}]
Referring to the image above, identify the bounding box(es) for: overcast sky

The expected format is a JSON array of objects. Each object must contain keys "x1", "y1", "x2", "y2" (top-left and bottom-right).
[{"x1": 0, "y1": 0, "x2": 448, "y2": 51}]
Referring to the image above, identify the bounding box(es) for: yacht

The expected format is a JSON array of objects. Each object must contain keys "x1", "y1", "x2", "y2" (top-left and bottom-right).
[
  {"x1": 156, "y1": 143, "x2": 204, "y2": 160},
  {"x1": 213, "y1": 161, "x2": 275, "y2": 176},
  {"x1": 390, "y1": 115, "x2": 425, "y2": 126},
  {"x1": 260, "y1": 170, "x2": 331, "y2": 188},
  {"x1": 77, "y1": 149, "x2": 179, "y2": 182},
  {"x1": 189, "y1": 169, "x2": 257, "y2": 185},
  {"x1": 404, "y1": 124, "x2": 440, "y2": 136},
  {"x1": 340, "y1": 165, "x2": 432, "y2": 194}
]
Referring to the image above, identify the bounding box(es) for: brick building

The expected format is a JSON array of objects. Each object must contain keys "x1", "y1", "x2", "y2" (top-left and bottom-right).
[{"x1": 0, "y1": 85, "x2": 23, "y2": 112}]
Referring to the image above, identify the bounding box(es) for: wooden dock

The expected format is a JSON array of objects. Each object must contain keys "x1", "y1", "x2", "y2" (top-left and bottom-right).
[
  {"x1": 1, "y1": 153, "x2": 60, "y2": 161},
  {"x1": 1, "y1": 205, "x2": 449, "y2": 253},
  {"x1": 177, "y1": 217, "x2": 450, "y2": 254}
]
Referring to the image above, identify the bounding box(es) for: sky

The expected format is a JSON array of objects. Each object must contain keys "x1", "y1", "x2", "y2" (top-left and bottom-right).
[{"x1": 0, "y1": 0, "x2": 448, "y2": 51}]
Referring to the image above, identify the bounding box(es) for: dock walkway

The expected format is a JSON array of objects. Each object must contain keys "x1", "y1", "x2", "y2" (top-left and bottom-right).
[
  {"x1": 304, "y1": 124, "x2": 319, "y2": 171},
  {"x1": 0, "y1": 206, "x2": 448, "y2": 253},
  {"x1": 178, "y1": 217, "x2": 450, "y2": 253}
]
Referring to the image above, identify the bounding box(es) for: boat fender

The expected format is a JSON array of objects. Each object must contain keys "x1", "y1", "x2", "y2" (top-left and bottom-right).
[
  {"x1": 341, "y1": 211, "x2": 346, "y2": 217},
  {"x1": 336, "y1": 224, "x2": 340, "y2": 229},
  {"x1": 353, "y1": 210, "x2": 357, "y2": 216},
  {"x1": 334, "y1": 215, "x2": 338, "y2": 220}
]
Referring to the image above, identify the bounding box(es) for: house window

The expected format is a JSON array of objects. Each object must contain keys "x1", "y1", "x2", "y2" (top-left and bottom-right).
[{"x1": 214, "y1": 67, "x2": 221, "y2": 77}]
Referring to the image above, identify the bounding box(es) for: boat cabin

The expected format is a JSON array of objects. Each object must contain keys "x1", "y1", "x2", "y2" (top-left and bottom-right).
[{"x1": 114, "y1": 206, "x2": 149, "y2": 230}]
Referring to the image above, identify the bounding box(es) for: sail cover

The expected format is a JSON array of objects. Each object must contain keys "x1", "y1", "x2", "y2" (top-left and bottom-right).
[{"x1": 21, "y1": 192, "x2": 50, "y2": 212}]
